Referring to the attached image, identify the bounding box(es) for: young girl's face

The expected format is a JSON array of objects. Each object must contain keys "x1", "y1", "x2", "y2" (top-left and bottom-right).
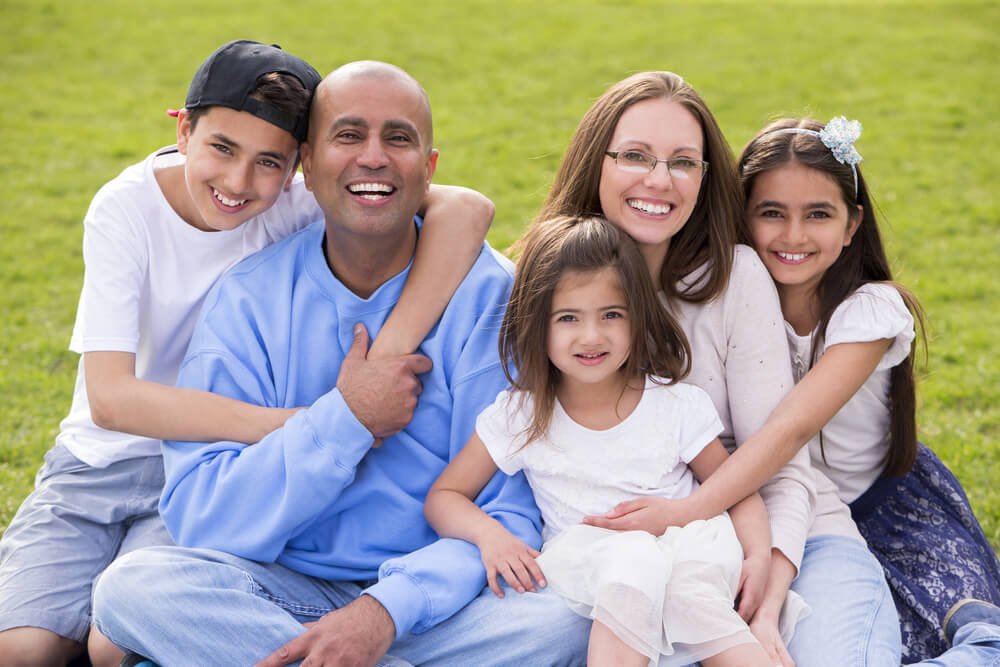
[
  {"x1": 598, "y1": 97, "x2": 705, "y2": 259},
  {"x1": 547, "y1": 266, "x2": 631, "y2": 392},
  {"x1": 747, "y1": 161, "x2": 861, "y2": 299}
]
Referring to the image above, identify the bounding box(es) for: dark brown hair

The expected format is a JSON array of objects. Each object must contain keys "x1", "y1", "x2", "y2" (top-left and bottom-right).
[
  {"x1": 187, "y1": 71, "x2": 312, "y2": 140},
  {"x1": 737, "y1": 118, "x2": 926, "y2": 477},
  {"x1": 532, "y1": 71, "x2": 742, "y2": 304},
  {"x1": 502, "y1": 215, "x2": 691, "y2": 447}
]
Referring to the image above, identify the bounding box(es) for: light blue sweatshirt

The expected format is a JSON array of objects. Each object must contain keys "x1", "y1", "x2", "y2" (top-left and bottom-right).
[{"x1": 160, "y1": 220, "x2": 541, "y2": 637}]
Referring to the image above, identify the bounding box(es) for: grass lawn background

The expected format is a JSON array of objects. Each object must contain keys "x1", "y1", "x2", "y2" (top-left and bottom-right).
[{"x1": 2, "y1": 1, "x2": 997, "y2": 553}]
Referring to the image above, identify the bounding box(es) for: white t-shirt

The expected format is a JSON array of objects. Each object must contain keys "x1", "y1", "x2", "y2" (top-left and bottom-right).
[
  {"x1": 476, "y1": 378, "x2": 723, "y2": 542},
  {"x1": 56, "y1": 146, "x2": 322, "y2": 467},
  {"x1": 785, "y1": 283, "x2": 915, "y2": 503}
]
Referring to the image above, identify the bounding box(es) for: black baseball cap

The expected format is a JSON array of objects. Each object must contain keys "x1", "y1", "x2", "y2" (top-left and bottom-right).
[{"x1": 185, "y1": 40, "x2": 322, "y2": 142}]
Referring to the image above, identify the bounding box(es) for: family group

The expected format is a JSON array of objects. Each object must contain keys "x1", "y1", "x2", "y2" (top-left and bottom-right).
[{"x1": 1, "y1": 40, "x2": 999, "y2": 667}]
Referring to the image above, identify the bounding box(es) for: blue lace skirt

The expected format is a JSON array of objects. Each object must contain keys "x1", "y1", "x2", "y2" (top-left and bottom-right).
[{"x1": 850, "y1": 443, "x2": 1000, "y2": 662}]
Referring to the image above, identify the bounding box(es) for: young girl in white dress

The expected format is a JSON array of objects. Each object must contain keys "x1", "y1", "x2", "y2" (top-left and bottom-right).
[
  {"x1": 424, "y1": 215, "x2": 799, "y2": 667},
  {"x1": 736, "y1": 117, "x2": 1000, "y2": 662}
]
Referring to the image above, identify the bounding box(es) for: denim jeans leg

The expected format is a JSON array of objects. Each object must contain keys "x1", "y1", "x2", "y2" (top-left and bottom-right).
[
  {"x1": 909, "y1": 623, "x2": 1000, "y2": 667},
  {"x1": 92, "y1": 545, "x2": 361, "y2": 666},
  {"x1": 388, "y1": 581, "x2": 591, "y2": 666},
  {"x1": 786, "y1": 535, "x2": 902, "y2": 667}
]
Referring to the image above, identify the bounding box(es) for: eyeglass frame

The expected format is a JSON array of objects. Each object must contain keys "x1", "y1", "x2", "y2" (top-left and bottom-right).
[{"x1": 605, "y1": 150, "x2": 709, "y2": 180}]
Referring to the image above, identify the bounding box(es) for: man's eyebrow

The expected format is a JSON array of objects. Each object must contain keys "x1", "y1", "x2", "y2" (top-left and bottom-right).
[
  {"x1": 384, "y1": 119, "x2": 419, "y2": 136},
  {"x1": 328, "y1": 116, "x2": 370, "y2": 137}
]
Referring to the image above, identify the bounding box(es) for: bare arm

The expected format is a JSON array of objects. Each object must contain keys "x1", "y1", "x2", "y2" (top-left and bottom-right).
[
  {"x1": 749, "y1": 550, "x2": 798, "y2": 667},
  {"x1": 425, "y1": 432, "x2": 544, "y2": 595},
  {"x1": 368, "y1": 185, "x2": 494, "y2": 358},
  {"x1": 689, "y1": 438, "x2": 771, "y2": 619},
  {"x1": 682, "y1": 338, "x2": 892, "y2": 520},
  {"x1": 84, "y1": 351, "x2": 298, "y2": 444}
]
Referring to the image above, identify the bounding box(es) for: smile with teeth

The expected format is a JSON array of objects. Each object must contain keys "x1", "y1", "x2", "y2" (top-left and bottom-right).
[
  {"x1": 213, "y1": 189, "x2": 248, "y2": 207},
  {"x1": 348, "y1": 182, "x2": 395, "y2": 200},
  {"x1": 627, "y1": 199, "x2": 672, "y2": 215},
  {"x1": 776, "y1": 251, "x2": 813, "y2": 262}
]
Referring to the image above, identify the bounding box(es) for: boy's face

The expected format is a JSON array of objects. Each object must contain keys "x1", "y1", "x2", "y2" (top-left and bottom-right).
[{"x1": 176, "y1": 106, "x2": 300, "y2": 232}]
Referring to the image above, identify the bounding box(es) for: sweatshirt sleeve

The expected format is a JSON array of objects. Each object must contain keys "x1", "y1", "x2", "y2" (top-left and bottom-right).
[
  {"x1": 159, "y1": 282, "x2": 374, "y2": 561},
  {"x1": 363, "y1": 293, "x2": 542, "y2": 637},
  {"x1": 724, "y1": 247, "x2": 815, "y2": 571}
]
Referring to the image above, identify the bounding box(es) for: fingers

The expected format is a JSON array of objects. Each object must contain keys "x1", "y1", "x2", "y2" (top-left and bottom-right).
[
  {"x1": 524, "y1": 553, "x2": 546, "y2": 588},
  {"x1": 254, "y1": 637, "x2": 305, "y2": 667},
  {"x1": 346, "y1": 323, "x2": 371, "y2": 359},
  {"x1": 774, "y1": 640, "x2": 795, "y2": 667},
  {"x1": 606, "y1": 499, "x2": 643, "y2": 518},
  {"x1": 403, "y1": 353, "x2": 433, "y2": 375},
  {"x1": 580, "y1": 515, "x2": 614, "y2": 529},
  {"x1": 486, "y1": 568, "x2": 504, "y2": 598}
]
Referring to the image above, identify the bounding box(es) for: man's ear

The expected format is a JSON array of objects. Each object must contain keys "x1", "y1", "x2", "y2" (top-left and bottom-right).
[
  {"x1": 300, "y1": 142, "x2": 314, "y2": 191},
  {"x1": 176, "y1": 109, "x2": 192, "y2": 155},
  {"x1": 425, "y1": 149, "x2": 439, "y2": 187}
]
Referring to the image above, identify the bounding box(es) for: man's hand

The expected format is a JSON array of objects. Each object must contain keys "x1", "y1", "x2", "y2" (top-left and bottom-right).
[
  {"x1": 477, "y1": 524, "x2": 545, "y2": 597},
  {"x1": 338, "y1": 323, "x2": 433, "y2": 440},
  {"x1": 254, "y1": 595, "x2": 396, "y2": 667}
]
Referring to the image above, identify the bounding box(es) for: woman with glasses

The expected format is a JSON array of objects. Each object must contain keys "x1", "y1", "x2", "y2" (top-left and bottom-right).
[{"x1": 529, "y1": 70, "x2": 1000, "y2": 666}]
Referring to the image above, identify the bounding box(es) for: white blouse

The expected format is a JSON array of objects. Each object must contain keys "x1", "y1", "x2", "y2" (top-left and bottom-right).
[{"x1": 785, "y1": 282, "x2": 916, "y2": 504}]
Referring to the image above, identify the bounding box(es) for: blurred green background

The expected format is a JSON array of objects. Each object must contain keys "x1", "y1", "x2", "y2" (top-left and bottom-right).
[{"x1": 1, "y1": 0, "x2": 997, "y2": 552}]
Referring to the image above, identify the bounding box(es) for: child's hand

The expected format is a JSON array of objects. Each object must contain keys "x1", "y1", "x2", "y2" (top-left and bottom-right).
[
  {"x1": 749, "y1": 607, "x2": 795, "y2": 667},
  {"x1": 582, "y1": 496, "x2": 694, "y2": 535},
  {"x1": 736, "y1": 551, "x2": 771, "y2": 621},
  {"x1": 477, "y1": 525, "x2": 545, "y2": 597}
]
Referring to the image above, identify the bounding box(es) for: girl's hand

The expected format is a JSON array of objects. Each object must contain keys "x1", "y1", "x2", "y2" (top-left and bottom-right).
[
  {"x1": 582, "y1": 496, "x2": 694, "y2": 535},
  {"x1": 477, "y1": 526, "x2": 546, "y2": 597},
  {"x1": 749, "y1": 607, "x2": 795, "y2": 667},
  {"x1": 736, "y1": 551, "x2": 771, "y2": 621}
]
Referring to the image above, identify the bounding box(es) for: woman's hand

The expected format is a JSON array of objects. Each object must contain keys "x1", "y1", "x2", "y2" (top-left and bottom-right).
[
  {"x1": 477, "y1": 525, "x2": 546, "y2": 597},
  {"x1": 581, "y1": 496, "x2": 696, "y2": 535}
]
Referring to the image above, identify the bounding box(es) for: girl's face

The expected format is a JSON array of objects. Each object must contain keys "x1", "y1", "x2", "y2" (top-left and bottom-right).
[
  {"x1": 547, "y1": 267, "x2": 632, "y2": 393},
  {"x1": 598, "y1": 97, "x2": 705, "y2": 260},
  {"x1": 747, "y1": 161, "x2": 861, "y2": 299}
]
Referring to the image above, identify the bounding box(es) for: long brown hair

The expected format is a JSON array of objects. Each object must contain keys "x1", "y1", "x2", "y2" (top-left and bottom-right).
[
  {"x1": 737, "y1": 118, "x2": 926, "y2": 477},
  {"x1": 532, "y1": 71, "x2": 742, "y2": 304},
  {"x1": 502, "y1": 215, "x2": 691, "y2": 448}
]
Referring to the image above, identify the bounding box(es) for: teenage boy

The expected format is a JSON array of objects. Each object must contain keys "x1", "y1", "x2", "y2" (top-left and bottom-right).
[
  {"x1": 92, "y1": 60, "x2": 591, "y2": 667},
  {"x1": 0, "y1": 41, "x2": 492, "y2": 667}
]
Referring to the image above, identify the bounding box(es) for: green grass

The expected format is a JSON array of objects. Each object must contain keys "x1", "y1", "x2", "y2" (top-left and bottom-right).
[{"x1": 2, "y1": 1, "x2": 997, "y2": 552}]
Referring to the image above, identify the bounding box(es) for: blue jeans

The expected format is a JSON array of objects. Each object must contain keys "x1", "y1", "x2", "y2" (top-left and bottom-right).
[
  {"x1": 783, "y1": 535, "x2": 1000, "y2": 667},
  {"x1": 786, "y1": 535, "x2": 902, "y2": 666},
  {"x1": 92, "y1": 545, "x2": 590, "y2": 666},
  {"x1": 914, "y1": 622, "x2": 1000, "y2": 667}
]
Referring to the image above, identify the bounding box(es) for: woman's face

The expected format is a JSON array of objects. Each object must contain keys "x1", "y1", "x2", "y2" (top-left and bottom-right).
[{"x1": 598, "y1": 97, "x2": 705, "y2": 261}]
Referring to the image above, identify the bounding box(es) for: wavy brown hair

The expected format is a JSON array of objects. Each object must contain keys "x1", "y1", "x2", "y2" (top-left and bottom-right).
[
  {"x1": 532, "y1": 71, "x2": 742, "y2": 304},
  {"x1": 737, "y1": 118, "x2": 926, "y2": 477},
  {"x1": 502, "y1": 215, "x2": 691, "y2": 448}
]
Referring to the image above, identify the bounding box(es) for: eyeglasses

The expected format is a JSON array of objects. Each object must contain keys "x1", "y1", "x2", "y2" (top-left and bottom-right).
[{"x1": 605, "y1": 150, "x2": 709, "y2": 180}]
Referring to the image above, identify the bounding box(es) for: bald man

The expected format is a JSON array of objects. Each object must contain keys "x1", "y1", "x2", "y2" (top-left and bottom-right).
[{"x1": 91, "y1": 61, "x2": 590, "y2": 666}]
